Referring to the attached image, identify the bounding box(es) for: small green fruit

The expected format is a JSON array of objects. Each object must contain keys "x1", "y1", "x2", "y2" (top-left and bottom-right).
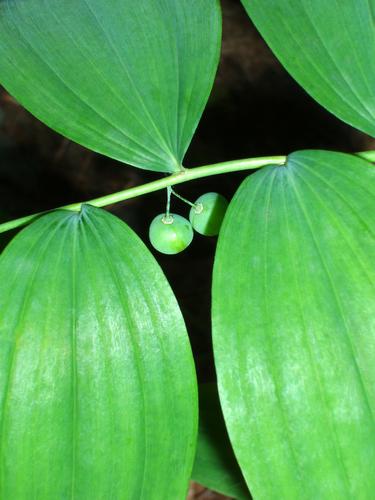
[
  {"x1": 149, "y1": 213, "x2": 193, "y2": 255},
  {"x1": 189, "y1": 192, "x2": 228, "y2": 236}
]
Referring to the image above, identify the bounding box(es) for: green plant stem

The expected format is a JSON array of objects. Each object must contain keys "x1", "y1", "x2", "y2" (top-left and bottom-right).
[
  {"x1": 165, "y1": 186, "x2": 172, "y2": 218},
  {"x1": 0, "y1": 155, "x2": 285, "y2": 234},
  {"x1": 1, "y1": 150, "x2": 374, "y2": 235},
  {"x1": 170, "y1": 188, "x2": 197, "y2": 209},
  {"x1": 356, "y1": 150, "x2": 375, "y2": 161}
]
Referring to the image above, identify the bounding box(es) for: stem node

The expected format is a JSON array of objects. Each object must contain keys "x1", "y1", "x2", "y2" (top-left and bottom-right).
[{"x1": 0, "y1": 150, "x2": 373, "y2": 235}]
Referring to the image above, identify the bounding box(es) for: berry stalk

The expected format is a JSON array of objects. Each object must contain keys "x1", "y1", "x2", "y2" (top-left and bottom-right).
[{"x1": 0, "y1": 150, "x2": 374, "y2": 234}]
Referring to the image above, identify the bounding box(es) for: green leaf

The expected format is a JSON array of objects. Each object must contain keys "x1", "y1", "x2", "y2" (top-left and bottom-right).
[
  {"x1": 0, "y1": 1, "x2": 221, "y2": 173},
  {"x1": 0, "y1": 205, "x2": 197, "y2": 498},
  {"x1": 241, "y1": 0, "x2": 375, "y2": 137},
  {"x1": 213, "y1": 151, "x2": 375, "y2": 499},
  {"x1": 0, "y1": 212, "x2": 11, "y2": 251},
  {"x1": 192, "y1": 383, "x2": 250, "y2": 500}
]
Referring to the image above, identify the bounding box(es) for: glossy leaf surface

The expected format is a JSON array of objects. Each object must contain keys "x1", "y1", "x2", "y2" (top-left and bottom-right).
[
  {"x1": 242, "y1": 0, "x2": 375, "y2": 137},
  {"x1": 0, "y1": 205, "x2": 197, "y2": 498},
  {"x1": 192, "y1": 383, "x2": 250, "y2": 499},
  {"x1": 0, "y1": 0, "x2": 221, "y2": 172},
  {"x1": 213, "y1": 151, "x2": 375, "y2": 499}
]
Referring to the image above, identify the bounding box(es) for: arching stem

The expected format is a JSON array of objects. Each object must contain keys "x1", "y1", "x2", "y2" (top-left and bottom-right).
[{"x1": 0, "y1": 150, "x2": 374, "y2": 235}]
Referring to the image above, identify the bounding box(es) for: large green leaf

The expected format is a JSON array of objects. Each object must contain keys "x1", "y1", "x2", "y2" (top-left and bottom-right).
[
  {"x1": 241, "y1": 0, "x2": 375, "y2": 137},
  {"x1": 0, "y1": 1, "x2": 221, "y2": 173},
  {"x1": 0, "y1": 205, "x2": 197, "y2": 498},
  {"x1": 213, "y1": 150, "x2": 375, "y2": 499},
  {"x1": 192, "y1": 383, "x2": 250, "y2": 499},
  {"x1": 0, "y1": 212, "x2": 12, "y2": 251}
]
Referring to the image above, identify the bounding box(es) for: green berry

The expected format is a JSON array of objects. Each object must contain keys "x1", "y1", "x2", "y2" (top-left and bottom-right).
[
  {"x1": 149, "y1": 213, "x2": 193, "y2": 255},
  {"x1": 189, "y1": 192, "x2": 228, "y2": 236}
]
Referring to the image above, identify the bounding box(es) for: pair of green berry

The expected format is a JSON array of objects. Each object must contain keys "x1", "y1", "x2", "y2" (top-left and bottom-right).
[{"x1": 149, "y1": 192, "x2": 228, "y2": 255}]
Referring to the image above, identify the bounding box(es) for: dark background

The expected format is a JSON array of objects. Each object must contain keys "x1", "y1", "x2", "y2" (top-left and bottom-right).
[{"x1": 0, "y1": 0, "x2": 373, "y2": 386}]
